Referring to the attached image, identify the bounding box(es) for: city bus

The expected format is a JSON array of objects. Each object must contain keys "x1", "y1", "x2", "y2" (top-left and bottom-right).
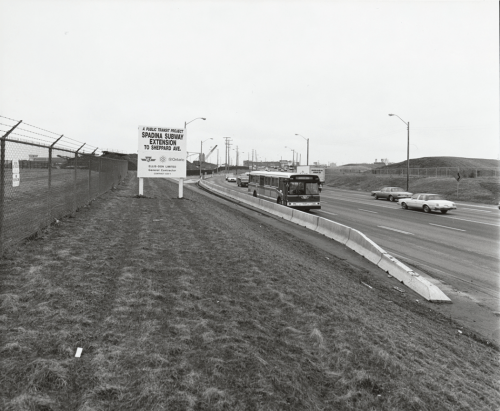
[{"x1": 248, "y1": 171, "x2": 321, "y2": 211}]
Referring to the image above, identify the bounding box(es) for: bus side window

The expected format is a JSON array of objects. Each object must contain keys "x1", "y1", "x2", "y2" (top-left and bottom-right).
[{"x1": 260, "y1": 176, "x2": 265, "y2": 186}]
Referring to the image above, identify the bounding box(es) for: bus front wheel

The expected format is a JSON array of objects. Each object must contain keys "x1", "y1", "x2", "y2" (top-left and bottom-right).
[{"x1": 253, "y1": 191, "x2": 257, "y2": 197}]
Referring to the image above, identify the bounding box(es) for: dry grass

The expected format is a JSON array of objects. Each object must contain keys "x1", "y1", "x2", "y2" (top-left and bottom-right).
[
  {"x1": 1, "y1": 173, "x2": 499, "y2": 410},
  {"x1": 383, "y1": 156, "x2": 499, "y2": 170},
  {"x1": 325, "y1": 173, "x2": 500, "y2": 204}
]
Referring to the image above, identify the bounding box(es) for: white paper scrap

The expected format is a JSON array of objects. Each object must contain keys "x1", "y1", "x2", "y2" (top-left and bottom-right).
[{"x1": 75, "y1": 347, "x2": 83, "y2": 357}]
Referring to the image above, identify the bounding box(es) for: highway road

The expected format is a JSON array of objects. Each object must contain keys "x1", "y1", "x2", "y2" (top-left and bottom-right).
[
  {"x1": 213, "y1": 175, "x2": 500, "y2": 321},
  {"x1": 315, "y1": 188, "x2": 499, "y2": 311}
]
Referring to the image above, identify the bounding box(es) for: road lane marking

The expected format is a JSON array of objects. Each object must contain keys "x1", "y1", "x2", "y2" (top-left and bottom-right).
[
  {"x1": 440, "y1": 216, "x2": 500, "y2": 227},
  {"x1": 358, "y1": 208, "x2": 378, "y2": 213},
  {"x1": 460, "y1": 208, "x2": 491, "y2": 213},
  {"x1": 319, "y1": 194, "x2": 399, "y2": 209},
  {"x1": 429, "y1": 223, "x2": 466, "y2": 232},
  {"x1": 378, "y1": 226, "x2": 414, "y2": 235},
  {"x1": 317, "y1": 210, "x2": 338, "y2": 216}
]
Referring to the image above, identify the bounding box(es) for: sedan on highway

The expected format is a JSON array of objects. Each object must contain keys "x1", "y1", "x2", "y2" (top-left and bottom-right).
[
  {"x1": 398, "y1": 193, "x2": 456, "y2": 214},
  {"x1": 226, "y1": 175, "x2": 237, "y2": 182},
  {"x1": 372, "y1": 187, "x2": 413, "y2": 202}
]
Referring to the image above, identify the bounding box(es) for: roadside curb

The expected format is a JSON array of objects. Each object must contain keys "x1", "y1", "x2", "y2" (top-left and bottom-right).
[{"x1": 198, "y1": 179, "x2": 451, "y2": 303}]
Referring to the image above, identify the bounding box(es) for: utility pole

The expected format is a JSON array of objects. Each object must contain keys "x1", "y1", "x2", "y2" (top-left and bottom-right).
[{"x1": 223, "y1": 137, "x2": 232, "y2": 175}]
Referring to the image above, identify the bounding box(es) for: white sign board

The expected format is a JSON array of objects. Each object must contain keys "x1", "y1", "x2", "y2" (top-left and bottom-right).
[
  {"x1": 137, "y1": 125, "x2": 186, "y2": 178},
  {"x1": 12, "y1": 159, "x2": 20, "y2": 187}
]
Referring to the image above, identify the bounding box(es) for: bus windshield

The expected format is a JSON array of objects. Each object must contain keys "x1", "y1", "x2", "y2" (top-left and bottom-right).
[{"x1": 288, "y1": 182, "x2": 319, "y2": 195}]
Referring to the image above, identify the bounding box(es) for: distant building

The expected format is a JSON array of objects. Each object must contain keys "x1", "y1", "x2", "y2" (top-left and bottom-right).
[{"x1": 243, "y1": 160, "x2": 281, "y2": 168}]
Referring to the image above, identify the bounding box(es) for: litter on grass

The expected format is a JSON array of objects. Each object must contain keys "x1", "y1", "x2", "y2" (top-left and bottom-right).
[{"x1": 75, "y1": 347, "x2": 82, "y2": 357}]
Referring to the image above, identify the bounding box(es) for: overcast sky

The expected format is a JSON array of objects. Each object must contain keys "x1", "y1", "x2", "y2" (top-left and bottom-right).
[{"x1": 1, "y1": 0, "x2": 498, "y2": 166}]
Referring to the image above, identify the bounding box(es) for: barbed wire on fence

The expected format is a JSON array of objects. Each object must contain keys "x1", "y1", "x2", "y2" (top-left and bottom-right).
[{"x1": 0, "y1": 115, "x2": 126, "y2": 155}]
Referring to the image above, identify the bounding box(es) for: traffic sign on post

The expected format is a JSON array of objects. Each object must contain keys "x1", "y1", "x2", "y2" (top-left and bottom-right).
[
  {"x1": 12, "y1": 159, "x2": 20, "y2": 187},
  {"x1": 138, "y1": 126, "x2": 186, "y2": 178},
  {"x1": 137, "y1": 125, "x2": 186, "y2": 196}
]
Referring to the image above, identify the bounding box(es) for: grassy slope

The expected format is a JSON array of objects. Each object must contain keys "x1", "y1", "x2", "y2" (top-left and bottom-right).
[
  {"x1": 381, "y1": 156, "x2": 500, "y2": 170},
  {"x1": 1, "y1": 173, "x2": 499, "y2": 410},
  {"x1": 326, "y1": 156, "x2": 500, "y2": 204},
  {"x1": 325, "y1": 174, "x2": 500, "y2": 204}
]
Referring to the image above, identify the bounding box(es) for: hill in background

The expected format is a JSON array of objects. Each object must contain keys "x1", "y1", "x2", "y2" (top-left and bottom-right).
[
  {"x1": 328, "y1": 157, "x2": 499, "y2": 204},
  {"x1": 338, "y1": 157, "x2": 499, "y2": 170},
  {"x1": 379, "y1": 156, "x2": 500, "y2": 170}
]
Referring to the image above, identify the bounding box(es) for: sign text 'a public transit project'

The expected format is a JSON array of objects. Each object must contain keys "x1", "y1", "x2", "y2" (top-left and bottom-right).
[{"x1": 137, "y1": 125, "x2": 186, "y2": 178}]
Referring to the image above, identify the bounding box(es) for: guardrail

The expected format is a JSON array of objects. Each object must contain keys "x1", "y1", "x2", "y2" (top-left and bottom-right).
[{"x1": 199, "y1": 179, "x2": 451, "y2": 303}]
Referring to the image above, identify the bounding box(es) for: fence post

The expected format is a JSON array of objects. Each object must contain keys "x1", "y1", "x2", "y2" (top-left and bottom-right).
[
  {"x1": 48, "y1": 135, "x2": 64, "y2": 224},
  {"x1": 73, "y1": 144, "x2": 85, "y2": 216},
  {"x1": 0, "y1": 120, "x2": 22, "y2": 255},
  {"x1": 88, "y1": 155, "x2": 92, "y2": 202},
  {"x1": 99, "y1": 158, "x2": 102, "y2": 195},
  {"x1": 89, "y1": 148, "x2": 97, "y2": 202}
]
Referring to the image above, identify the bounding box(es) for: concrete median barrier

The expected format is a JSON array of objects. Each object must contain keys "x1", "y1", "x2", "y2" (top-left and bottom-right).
[
  {"x1": 260, "y1": 202, "x2": 293, "y2": 220},
  {"x1": 240, "y1": 194, "x2": 262, "y2": 208},
  {"x1": 198, "y1": 179, "x2": 451, "y2": 303},
  {"x1": 291, "y1": 209, "x2": 319, "y2": 230},
  {"x1": 378, "y1": 253, "x2": 451, "y2": 303},
  {"x1": 345, "y1": 229, "x2": 384, "y2": 265},
  {"x1": 315, "y1": 217, "x2": 351, "y2": 244}
]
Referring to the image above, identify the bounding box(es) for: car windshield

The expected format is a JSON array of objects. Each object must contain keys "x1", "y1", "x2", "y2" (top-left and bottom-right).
[
  {"x1": 427, "y1": 195, "x2": 445, "y2": 201},
  {"x1": 392, "y1": 187, "x2": 405, "y2": 192}
]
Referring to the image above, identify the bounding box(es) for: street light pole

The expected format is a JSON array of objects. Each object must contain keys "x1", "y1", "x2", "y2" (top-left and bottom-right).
[
  {"x1": 388, "y1": 114, "x2": 410, "y2": 191},
  {"x1": 200, "y1": 137, "x2": 213, "y2": 179},
  {"x1": 284, "y1": 146, "x2": 296, "y2": 169},
  {"x1": 295, "y1": 134, "x2": 309, "y2": 166},
  {"x1": 183, "y1": 117, "x2": 206, "y2": 197}
]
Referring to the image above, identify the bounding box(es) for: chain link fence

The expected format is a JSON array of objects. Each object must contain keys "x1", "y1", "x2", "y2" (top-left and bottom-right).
[
  {"x1": 0, "y1": 125, "x2": 128, "y2": 255},
  {"x1": 327, "y1": 167, "x2": 499, "y2": 178},
  {"x1": 370, "y1": 167, "x2": 499, "y2": 178}
]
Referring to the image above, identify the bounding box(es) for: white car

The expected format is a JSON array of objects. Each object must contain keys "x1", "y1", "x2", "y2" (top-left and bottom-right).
[
  {"x1": 226, "y1": 175, "x2": 236, "y2": 182},
  {"x1": 398, "y1": 193, "x2": 456, "y2": 214}
]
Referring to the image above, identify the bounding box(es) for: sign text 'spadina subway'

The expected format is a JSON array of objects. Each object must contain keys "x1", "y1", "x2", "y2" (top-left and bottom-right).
[{"x1": 137, "y1": 125, "x2": 186, "y2": 178}]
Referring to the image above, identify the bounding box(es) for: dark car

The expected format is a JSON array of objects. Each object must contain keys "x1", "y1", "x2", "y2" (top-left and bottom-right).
[
  {"x1": 371, "y1": 187, "x2": 412, "y2": 202},
  {"x1": 236, "y1": 173, "x2": 249, "y2": 187}
]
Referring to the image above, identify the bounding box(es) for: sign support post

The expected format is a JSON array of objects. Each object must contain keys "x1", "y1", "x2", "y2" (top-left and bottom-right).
[
  {"x1": 179, "y1": 178, "x2": 184, "y2": 198},
  {"x1": 455, "y1": 169, "x2": 461, "y2": 199},
  {"x1": 139, "y1": 177, "x2": 144, "y2": 196}
]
